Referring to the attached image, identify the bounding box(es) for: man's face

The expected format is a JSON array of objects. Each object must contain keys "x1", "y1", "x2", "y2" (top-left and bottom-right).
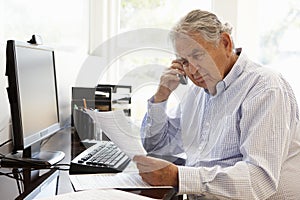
[{"x1": 174, "y1": 34, "x2": 226, "y2": 94}]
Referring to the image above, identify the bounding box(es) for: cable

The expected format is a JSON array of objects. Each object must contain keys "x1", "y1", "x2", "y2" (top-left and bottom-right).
[
  {"x1": 0, "y1": 157, "x2": 70, "y2": 196},
  {"x1": 0, "y1": 170, "x2": 23, "y2": 180},
  {"x1": 13, "y1": 168, "x2": 23, "y2": 195},
  {"x1": 49, "y1": 163, "x2": 70, "y2": 171},
  {"x1": 1, "y1": 153, "x2": 70, "y2": 171},
  {"x1": 40, "y1": 134, "x2": 55, "y2": 146},
  {"x1": 0, "y1": 139, "x2": 12, "y2": 148},
  {"x1": 53, "y1": 163, "x2": 70, "y2": 167},
  {"x1": 41, "y1": 121, "x2": 71, "y2": 147},
  {"x1": 1, "y1": 155, "x2": 50, "y2": 168}
]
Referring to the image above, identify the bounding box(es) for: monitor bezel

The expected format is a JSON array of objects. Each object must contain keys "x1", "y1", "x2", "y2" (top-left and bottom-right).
[{"x1": 6, "y1": 40, "x2": 61, "y2": 152}]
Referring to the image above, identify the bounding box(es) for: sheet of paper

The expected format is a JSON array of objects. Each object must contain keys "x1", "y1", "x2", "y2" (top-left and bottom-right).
[
  {"x1": 69, "y1": 172, "x2": 171, "y2": 191},
  {"x1": 85, "y1": 109, "x2": 147, "y2": 158},
  {"x1": 36, "y1": 188, "x2": 157, "y2": 200}
]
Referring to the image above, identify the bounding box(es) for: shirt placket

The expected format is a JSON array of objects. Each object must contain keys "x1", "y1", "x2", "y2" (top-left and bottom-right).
[{"x1": 198, "y1": 95, "x2": 212, "y2": 152}]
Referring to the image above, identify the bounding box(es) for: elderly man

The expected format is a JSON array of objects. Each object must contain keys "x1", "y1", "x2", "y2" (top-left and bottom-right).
[{"x1": 133, "y1": 9, "x2": 300, "y2": 199}]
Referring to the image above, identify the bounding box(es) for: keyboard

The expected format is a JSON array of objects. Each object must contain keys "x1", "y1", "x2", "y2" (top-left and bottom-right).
[{"x1": 69, "y1": 141, "x2": 131, "y2": 174}]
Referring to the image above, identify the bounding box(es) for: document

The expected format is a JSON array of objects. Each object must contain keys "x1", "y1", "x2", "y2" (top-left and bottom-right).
[
  {"x1": 84, "y1": 109, "x2": 147, "y2": 159},
  {"x1": 69, "y1": 172, "x2": 171, "y2": 191},
  {"x1": 36, "y1": 188, "x2": 157, "y2": 200}
]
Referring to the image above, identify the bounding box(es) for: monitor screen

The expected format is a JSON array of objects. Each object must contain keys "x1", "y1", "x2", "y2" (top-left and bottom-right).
[{"x1": 6, "y1": 40, "x2": 61, "y2": 151}]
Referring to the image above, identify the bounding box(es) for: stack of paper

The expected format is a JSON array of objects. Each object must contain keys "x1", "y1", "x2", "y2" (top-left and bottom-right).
[
  {"x1": 69, "y1": 172, "x2": 172, "y2": 191},
  {"x1": 36, "y1": 188, "x2": 158, "y2": 200}
]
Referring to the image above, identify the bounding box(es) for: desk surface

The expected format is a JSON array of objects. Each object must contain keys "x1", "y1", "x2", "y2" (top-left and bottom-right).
[
  {"x1": 0, "y1": 128, "x2": 74, "y2": 199},
  {"x1": 0, "y1": 128, "x2": 180, "y2": 200}
]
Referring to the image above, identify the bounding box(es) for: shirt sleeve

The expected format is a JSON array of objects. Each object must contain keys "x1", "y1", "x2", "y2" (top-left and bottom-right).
[
  {"x1": 140, "y1": 96, "x2": 184, "y2": 156},
  {"x1": 177, "y1": 85, "x2": 298, "y2": 199}
]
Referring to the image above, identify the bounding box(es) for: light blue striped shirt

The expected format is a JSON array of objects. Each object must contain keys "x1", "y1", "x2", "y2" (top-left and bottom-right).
[{"x1": 141, "y1": 51, "x2": 300, "y2": 199}]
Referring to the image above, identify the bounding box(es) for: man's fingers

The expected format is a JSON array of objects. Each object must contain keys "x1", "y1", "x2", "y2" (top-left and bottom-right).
[
  {"x1": 171, "y1": 59, "x2": 186, "y2": 71},
  {"x1": 136, "y1": 163, "x2": 155, "y2": 173},
  {"x1": 133, "y1": 155, "x2": 157, "y2": 164},
  {"x1": 134, "y1": 156, "x2": 172, "y2": 173},
  {"x1": 133, "y1": 155, "x2": 148, "y2": 163}
]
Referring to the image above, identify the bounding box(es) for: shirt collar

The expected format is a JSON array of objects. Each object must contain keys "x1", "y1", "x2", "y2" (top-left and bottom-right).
[{"x1": 211, "y1": 48, "x2": 246, "y2": 97}]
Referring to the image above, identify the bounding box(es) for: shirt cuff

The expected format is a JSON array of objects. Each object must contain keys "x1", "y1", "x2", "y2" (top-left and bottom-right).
[
  {"x1": 177, "y1": 166, "x2": 204, "y2": 195},
  {"x1": 147, "y1": 96, "x2": 168, "y2": 123}
]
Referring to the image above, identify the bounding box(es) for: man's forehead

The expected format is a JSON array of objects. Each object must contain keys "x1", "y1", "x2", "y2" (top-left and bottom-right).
[{"x1": 175, "y1": 39, "x2": 205, "y2": 56}]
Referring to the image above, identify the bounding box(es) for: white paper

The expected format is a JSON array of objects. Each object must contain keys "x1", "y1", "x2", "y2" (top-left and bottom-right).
[
  {"x1": 36, "y1": 188, "x2": 157, "y2": 200},
  {"x1": 84, "y1": 109, "x2": 147, "y2": 158},
  {"x1": 69, "y1": 172, "x2": 171, "y2": 191}
]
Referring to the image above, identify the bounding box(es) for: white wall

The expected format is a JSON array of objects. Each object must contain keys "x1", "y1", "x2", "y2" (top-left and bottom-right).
[
  {"x1": 212, "y1": 0, "x2": 238, "y2": 40},
  {"x1": 212, "y1": 0, "x2": 260, "y2": 61}
]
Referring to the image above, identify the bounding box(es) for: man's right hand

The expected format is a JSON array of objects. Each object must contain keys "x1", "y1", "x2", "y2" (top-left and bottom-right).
[{"x1": 154, "y1": 60, "x2": 186, "y2": 103}]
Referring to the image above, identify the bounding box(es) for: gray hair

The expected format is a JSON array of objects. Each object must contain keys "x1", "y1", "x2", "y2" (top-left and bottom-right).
[{"x1": 170, "y1": 9, "x2": 233, "y2": 46}]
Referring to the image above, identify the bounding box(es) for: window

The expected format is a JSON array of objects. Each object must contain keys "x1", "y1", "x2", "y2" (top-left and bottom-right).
[
  {"x1": 97, "y1": 0, "x2": 212, "y2": 125},
  {"x1": 120, "y1": 0, "x2": 211, "y2": 32},
  {"x1": 236, "y1": 0, "x2": 300, "y2": 103},
  {"x1": 258, "y1": 0, "x2": 300, "y2": 102}
]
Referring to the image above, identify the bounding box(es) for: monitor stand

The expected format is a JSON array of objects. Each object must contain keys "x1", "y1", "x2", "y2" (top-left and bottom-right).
[
  {"x1": 23, "y1": 142, "x2": 65, "y2": 166},
  {"x1": 1, "y1": 142, "x2": 65, "y2": 168},
  {"x1": 30, "y1": 150, "x2": 65, "y2": 165},
  {"x1": 21, "y1": 142, "x2": 65, "y2": 191},
  {"x1": 1, "y1": 141, "x2": 65, "y2": 193}
]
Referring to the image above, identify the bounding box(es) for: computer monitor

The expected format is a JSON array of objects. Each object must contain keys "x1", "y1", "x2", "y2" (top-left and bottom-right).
[{"x1": 5, "y1": 40, "x2": 64, "y2": 166}]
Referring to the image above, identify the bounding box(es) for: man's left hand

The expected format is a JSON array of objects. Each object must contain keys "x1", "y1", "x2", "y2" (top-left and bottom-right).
[{"x1": 133, "y1": 155, "x2": 179, "y2": 187}]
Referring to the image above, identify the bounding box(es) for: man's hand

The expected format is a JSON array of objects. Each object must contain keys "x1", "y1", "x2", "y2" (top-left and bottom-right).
[
  {"x1": 133, "y1": 155, "x2": 179, "y2": 187},
  {"x1": 154, "y1": 60, "x2": 186, "y2": 103}
]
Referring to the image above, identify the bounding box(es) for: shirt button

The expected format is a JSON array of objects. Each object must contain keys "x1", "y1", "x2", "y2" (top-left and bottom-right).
[{"x1": 205, "y1": 122, "x2": 210, "y2": 127}]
